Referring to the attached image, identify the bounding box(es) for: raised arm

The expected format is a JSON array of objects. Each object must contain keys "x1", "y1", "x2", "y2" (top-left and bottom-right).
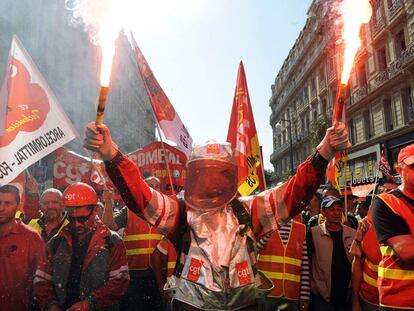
[{"x1": 84, "y1": 123, "x2": 180, "y2": 237}]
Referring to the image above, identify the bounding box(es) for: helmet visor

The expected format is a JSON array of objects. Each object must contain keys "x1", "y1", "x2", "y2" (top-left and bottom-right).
[{"x1": 184, "y1": 159, "x2": 238, "y2": 209}]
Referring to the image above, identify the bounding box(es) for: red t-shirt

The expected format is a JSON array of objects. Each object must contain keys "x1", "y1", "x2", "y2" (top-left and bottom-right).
[{"x1": 0, "y1": 220, "x2": 48, "y2": 311}]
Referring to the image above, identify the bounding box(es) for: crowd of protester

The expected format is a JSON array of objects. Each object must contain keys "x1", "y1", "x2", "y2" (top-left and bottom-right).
[{"x1": 1, "y1": 133, "x2": 414, "y2": 310}]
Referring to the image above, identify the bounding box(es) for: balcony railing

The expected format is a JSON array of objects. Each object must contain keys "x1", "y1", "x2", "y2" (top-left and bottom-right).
[
  {"x1": 327, "y1": 69, "x2": 336, "y2": 83},
  {"x1": 372, "y1": 15, "x2": 385, "y2": 37},
  {"x1": 373, "y1": 68, "x2": 390, "y2": 89},
  {"x1": 319, "y1": 79, "x2": 326, "y2": 92},
  {"x1": 352, "y1": 85, "x2": 368, "y2": 104},
  {"x1": 388, "y1": 58, "x2": 402, "y2": 78},
  {"x1": 402, "y1": 41, "x2": 414, "y2": 66},
  {"x1": 389, "y1": 0, "x2": 403, "y2": 20}
]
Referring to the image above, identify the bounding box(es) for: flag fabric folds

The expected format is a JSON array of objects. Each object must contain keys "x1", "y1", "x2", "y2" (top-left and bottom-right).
[
  {"x1": 326, "y1": 86, "x2": 348, "y2": 193},
  {"x1": 227, "y1": 61, "x2": 265, "y2": 196},
  {"x1": 378, "y1": 150, "x2": 398, "y2": 182},
  {"x1": 0, "y1": 36, "x2": 77, "y2": 186},
  {"x1": 131, "y1": 34, "x2": 192, "y2": 158}
]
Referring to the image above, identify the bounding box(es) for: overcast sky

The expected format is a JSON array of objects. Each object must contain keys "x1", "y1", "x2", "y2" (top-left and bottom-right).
[{"x1": 123, "y1": 0, "x2": 312, "y2": 170}]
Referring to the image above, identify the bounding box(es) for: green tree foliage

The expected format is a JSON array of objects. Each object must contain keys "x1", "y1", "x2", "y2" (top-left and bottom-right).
[{"x1": 310, "y1": 114, "x2": 330, "y2": 151}]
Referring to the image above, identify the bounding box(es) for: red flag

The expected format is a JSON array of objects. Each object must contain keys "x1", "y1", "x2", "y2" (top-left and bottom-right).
[
  {"x1": 327, "y1": 84, "x2": 348, "y2": 193},
  {"x1": 227, "y1": 61, "x2": 265, "y2": 196},
  {"x1": 378, "y1": 149, "x2": 398, "y2": 182},
  {"x1": 0, "y1": 36, "x2": 77, "y2": 186},
  {"x1": 130, "y1": 34, "x2": 192, "y2": 158}
]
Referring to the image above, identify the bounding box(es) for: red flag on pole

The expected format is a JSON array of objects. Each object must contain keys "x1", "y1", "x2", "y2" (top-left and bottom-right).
[
  {"x1": 326, "y1": 85, "x2": 348, "y2": 193},
  {"x1": 227, "y1": 61, "x2": 266, "y2": 196},
  {"x1": 130, "y1": 34, "x2": 192, "y2": 158},
  {"x1": 0, "y1": 36, "x2": 77, "y2": 186},
  {"x1": 378, "y1": 149, "x2": 398, "y2": 182}
]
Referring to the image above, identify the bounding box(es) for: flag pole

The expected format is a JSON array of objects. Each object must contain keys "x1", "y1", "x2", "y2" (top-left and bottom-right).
[{"x1": 153, "y1": 117, "x2": 176, "y2": 196}]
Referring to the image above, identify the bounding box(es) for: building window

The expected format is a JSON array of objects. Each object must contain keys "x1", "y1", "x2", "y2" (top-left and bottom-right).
[
  {"x1": 347, "y1": 119, "x2": 356, "y2": 145},
  {"x1": 321, "y1": 99, "x2": 327, "y2": 116},
  {"x1": 358, "y1": 63, "x2": 367, "y2": 87},
  {"x1": 383, "y1": 98, "x2": 394, "y2": 131},
  {"x1": 363, "y1": 110, "x2": 372, "y2": 140},
  {"x1": 403, "y1": 87, "x2": 414, "y2": 124},
  {"x1": 394, "y1": 30, "x2": 406, "y2": 58},
  {"x1": 377, "y1": 46, "x2": 387, "y2": 71}
]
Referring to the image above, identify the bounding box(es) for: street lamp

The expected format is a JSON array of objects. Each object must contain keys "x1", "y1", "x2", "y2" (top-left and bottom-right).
[{"x1": 276, "y1": 119, "x2": 294, "y2": 176}]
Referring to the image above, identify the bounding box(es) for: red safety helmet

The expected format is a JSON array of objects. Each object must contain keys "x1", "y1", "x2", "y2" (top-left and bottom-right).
[{"x1": 63, "y1": 182, "x2": 98, "y2": 207}]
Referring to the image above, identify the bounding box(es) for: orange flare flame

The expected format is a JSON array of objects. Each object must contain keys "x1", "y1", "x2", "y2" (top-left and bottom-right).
[{"x1": 340, "y1": 0, "x2": 372, "y2": 84}]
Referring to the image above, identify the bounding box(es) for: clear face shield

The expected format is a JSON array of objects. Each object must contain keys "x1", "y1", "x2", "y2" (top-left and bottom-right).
[{"x1": 184, "y1": 141, "x2": 238, "y2": 210}]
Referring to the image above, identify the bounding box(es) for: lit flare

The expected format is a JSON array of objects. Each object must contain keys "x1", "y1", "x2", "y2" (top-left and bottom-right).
[{"x1": 340, "y1": 0, "x2": 372, "y2": 84}]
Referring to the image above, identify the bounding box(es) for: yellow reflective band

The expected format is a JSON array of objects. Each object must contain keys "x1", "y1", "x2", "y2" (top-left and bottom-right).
[
  {"x1": 258, "y1": 255, "x2": 301, "y2": 267},
  {"x1": 124, "y1": 234, "x2": 163, "y2": 242},
  {"x1": 261, "y1": 271, "x2": 300, "y2": 282},
  {"x1": 168, "y1": 262, "x2": 175, "y2": 269},
  {"x1": 378, "y1": 267, "x2": 414, "y2": 280},
  {"x1": 366, "y1": 260, "x2": 378, "y2": 272},
  {"x1": 380, "y1": 246, "x2": 395, "y2": 257},
  {"x1": 126, "y1": 247, "x2": 156, "y2": 255},
  {"x1": 363, "y1": 272, "x2": 377, "y2": 287}
]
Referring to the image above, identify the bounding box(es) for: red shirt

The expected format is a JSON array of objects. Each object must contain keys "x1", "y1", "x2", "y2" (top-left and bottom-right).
[{"x1": 0, "y1": 220, "x2": 49, "y2": 311}]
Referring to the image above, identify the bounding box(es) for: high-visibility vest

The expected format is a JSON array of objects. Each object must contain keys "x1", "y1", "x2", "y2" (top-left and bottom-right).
[
  {"x1": 28, "y1": 217, "x2": 69, "y2": 237},
  {"x1": 123, "y1": 210, "x2": 162, "y2": 270},
  {"x1": 257, "y1": 220, "x2": 305, "y2": 299},
  {"x1": 166, "y1": 240, "x2": 177, "y2": 277},
  {"x1": 360, "y1": 210, "x2": 381, "y2": 305},
  {"x1": 376, "y1": 193, "x2": 414, "y2": 309}
]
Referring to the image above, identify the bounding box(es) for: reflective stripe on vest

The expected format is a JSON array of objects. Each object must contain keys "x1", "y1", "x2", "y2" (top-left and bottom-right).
[
  {"x1": 28, "y1": 218, "x2": 69, "y2": 237},
  {"x1": 359, "y1": 211, "x2": 381, "y2": 306},
  {"x1": 256, "y1": 220, "x2": 305, "y2": 299},
  {"x1": 123, "y1": 210, "x2": 162, "y2": 270},
  {"x1": 28, "y1": 219, "x2": 42, "y2": 233},
  {"x1": 376, "y1": 193, "x2": 414, "y2": 309}
]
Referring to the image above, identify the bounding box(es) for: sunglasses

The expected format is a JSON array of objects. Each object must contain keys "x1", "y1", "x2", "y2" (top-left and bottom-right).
[{"x1": 68, "y1": 208, "x2": 94, "y2": 224}]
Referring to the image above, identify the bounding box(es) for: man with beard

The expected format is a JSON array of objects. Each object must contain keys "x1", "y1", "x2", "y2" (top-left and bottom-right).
[
  {"x1": 28, "y1": 188, "x2": 68, "y2": 242},
  {"x1": 0, "y1": 185, "x2": 56, "y2": 311},
  {"x1": 41, "y1": 182, "x2": 129, "y2": 311}
]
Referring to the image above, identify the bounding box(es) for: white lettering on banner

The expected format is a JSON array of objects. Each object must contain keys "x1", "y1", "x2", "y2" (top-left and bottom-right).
[
  {"x1": 53, "y1": 161, "x2": 90, "y2": 185},
  {"x1": 189, "y1": 265, "x2": 201, "y2": 275},
  {"x1": 53, "y1": 161, "x2": 65, "y2": 179},
  {"x1": 237, "y1": 267, "x2": 250, "y2": 279},
  {"x1": 132, "y1": 149, "x2": 182, "y2": 167},
  {"x1": 0, "y1": 126, "x2": 69, "y2": 182}
]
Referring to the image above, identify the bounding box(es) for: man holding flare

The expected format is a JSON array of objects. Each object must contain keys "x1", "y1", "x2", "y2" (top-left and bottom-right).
[{"x1": 83, "y1": 121, "x2": 350, "y2": 310}]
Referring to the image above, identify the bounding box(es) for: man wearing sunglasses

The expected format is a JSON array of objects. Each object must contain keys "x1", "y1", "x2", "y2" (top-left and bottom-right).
[
  {"x1": 40, "y1": 182, "x2": 129, "y2": 311},
  {"x1": 372, "y1": 145, "x2": 414, "y2": 310}
]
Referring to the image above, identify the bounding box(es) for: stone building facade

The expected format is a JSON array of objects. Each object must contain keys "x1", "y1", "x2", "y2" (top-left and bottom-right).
[{"x1": 270, "y1": 0, "x2": 414, "y2": 184}]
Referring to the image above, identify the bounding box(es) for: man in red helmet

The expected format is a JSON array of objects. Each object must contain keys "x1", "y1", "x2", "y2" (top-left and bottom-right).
[
  {"x1": 37, "y1": 182, "x2": 129, "y2": 311},
  {"x1": 84, "y1": 121, "x2": 349, "y2": 310}
]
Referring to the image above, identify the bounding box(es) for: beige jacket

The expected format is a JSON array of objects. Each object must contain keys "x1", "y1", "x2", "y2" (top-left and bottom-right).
[{"x1": 310, "y1": 222, "x2": 356, "y2": 302}]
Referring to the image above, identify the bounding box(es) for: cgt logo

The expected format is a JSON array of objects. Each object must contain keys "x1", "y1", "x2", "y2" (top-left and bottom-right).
[
  {"x1": 236, "y1": 261, "x2": 252, "y2": 285},
  {"x1": 187, "y1": 257, "x2": 203, "y2": 282}
]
